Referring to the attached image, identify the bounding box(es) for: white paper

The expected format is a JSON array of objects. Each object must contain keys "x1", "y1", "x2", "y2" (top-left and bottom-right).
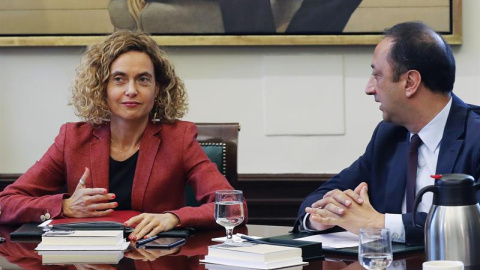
[
  {"x1": 295, "y1": 231, "x2": 359, "y2": 249},
  {"x1": 39, "y1": 220, "x2": 52, "y2": 227}
]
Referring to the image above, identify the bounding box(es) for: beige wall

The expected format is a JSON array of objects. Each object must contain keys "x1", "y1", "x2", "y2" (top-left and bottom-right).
[{"x1": 0, "y1": 0, "x2": 479, "y2": 174}]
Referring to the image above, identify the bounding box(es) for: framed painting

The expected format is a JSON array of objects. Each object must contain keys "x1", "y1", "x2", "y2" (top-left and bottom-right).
[{"x1": 0, "y1": 0, "x2": 461, "y2": 46}]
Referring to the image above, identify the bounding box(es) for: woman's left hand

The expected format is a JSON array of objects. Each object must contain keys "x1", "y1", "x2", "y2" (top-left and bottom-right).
[{"x1": 125, "y1": 213, "x2": 180, "y2": 241}]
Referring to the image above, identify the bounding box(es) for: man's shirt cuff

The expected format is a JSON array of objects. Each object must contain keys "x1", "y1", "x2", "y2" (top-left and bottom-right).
[
  {"x1": 301, "y1": 213, "x2": 320, "y2": 232},
  {"x1": 385, "y1": 213, "x2": 405, "y2": 242},
  {"x1": 389, "y1": 259, "x2": 406, "y2": 270}
]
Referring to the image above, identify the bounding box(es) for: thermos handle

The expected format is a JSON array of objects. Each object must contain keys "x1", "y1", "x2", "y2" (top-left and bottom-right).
[{"x1": 412, "y1": 185, "x2": 437, "y2": 227}]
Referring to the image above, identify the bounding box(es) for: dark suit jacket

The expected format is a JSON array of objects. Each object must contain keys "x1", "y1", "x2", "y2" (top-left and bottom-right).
[
  {"x1": 219, "y1": 0, "x2": 276, "y2": 34},
  {"x1": 0, "y1": 121, "x2": 247, "y2": 228},
  {"x1": 296, "y1": 94, "x2": 480, "y2": 244},
  {"x1": 286, "y1": 0, "x2": 362, "y2": 33},
  {"x1": 219, "y1": 0, "x2": 361, "y2": 34}
]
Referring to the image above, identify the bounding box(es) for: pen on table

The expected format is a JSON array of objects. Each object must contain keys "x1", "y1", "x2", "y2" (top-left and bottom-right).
[
  {"x1": 236, "y1": 233, "x2": 264, "y2": 243},
  {"x1": 135, "y1": 234, "x2": 161, "y2": 248}
]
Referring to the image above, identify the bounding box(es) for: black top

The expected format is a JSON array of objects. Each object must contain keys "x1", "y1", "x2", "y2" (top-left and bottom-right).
[{"x1": 109, "y1": 151, "x2": 138, "y2": 210}]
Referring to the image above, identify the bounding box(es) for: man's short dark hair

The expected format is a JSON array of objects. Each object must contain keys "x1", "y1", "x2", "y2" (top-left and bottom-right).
[{"x1": 384, "y1": 21, "x2": 456, "y2": 94}]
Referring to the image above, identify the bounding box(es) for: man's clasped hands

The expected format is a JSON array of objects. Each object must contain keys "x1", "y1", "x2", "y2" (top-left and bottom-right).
[{"x1": 305, "y1": 182, "x2": 385, "y2": 234}]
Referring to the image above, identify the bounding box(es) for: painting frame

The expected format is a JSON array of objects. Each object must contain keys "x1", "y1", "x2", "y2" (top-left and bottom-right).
[{"x1": 0, "y1": 0, "x2": 462, "y2": 47}]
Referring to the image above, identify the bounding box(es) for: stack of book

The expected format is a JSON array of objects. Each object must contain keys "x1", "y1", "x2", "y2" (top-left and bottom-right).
[
  {"x1": 35, "y1": 230, "x2": 129, "y2": 251},
  {"x1": 37, "y1": 250, "x2": 124, "y2": 265},
  {"x1": 203, "y1": 263, "x2": 305, "y2": 270},
  {"x1": 201, "y1": 243, "x2": 307, "y2": 269}
]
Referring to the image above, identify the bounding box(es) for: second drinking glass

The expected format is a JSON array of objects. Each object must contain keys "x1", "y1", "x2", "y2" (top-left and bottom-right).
[
  {"x1": 214, "y1": 190, "x2": 244, "y2": 244},
  {"x1": 358, "y1": 228, "x2": 393, "y2": 270}
]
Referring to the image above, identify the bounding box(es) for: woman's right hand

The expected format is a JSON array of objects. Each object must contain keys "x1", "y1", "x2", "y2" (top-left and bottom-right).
[{"x1": 62, "y1": 168, "x2": 117, "y2": 218}]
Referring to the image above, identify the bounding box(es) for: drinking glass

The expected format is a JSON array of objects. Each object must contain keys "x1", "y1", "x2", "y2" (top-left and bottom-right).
[
  {"x1": 214, "y1": 190, "x2": 244, "y2": 244},
  {"x1": 358, "y1": 228, "x2": 393, "y2": 270}
]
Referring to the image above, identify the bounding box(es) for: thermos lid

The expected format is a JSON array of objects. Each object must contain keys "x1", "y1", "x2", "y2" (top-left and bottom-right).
[
  {"x1": 435, "y1": 173, "x2": 474, "y2": 186},
  {"x1": 433, "y1": 173, "x2": 478, "y2": 206}
]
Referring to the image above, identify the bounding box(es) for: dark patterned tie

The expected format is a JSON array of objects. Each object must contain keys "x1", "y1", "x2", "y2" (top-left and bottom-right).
[{"x1": 406, "y1": 134, "x2": 423, "y2": 212}]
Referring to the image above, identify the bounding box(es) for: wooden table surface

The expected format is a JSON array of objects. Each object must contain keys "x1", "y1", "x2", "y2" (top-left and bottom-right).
[{"x1": 0, "y1": 224, "x2": 426, "y2": 270}]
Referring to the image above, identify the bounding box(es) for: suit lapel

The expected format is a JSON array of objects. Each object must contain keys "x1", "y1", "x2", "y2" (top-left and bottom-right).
[
  {"x1": 131, "y1": 122, "x2": 162, "y2": 210},
  {"x1": 436, "y1": 94, "x2": 467, "y2": 174},
  {"x1": 91, "y1": 124, "x2": 111, "y2": 189},
  {"x1": 385, "y1": 140, "x2": 408, "y2": 213}
]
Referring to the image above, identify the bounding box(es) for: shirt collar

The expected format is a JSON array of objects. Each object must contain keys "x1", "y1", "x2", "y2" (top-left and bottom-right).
[{"x1": 412, "y1": 97, "x2": 452, "y2": 152}]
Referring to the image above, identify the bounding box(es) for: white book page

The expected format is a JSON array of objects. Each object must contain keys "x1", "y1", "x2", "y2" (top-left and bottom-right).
[{"x1": 35, "y1": 241, "x2": 130, "y2": 251}]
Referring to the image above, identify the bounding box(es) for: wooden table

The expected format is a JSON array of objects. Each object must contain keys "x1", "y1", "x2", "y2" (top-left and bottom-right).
[{"x1": 0, "y1": 224, "x2": 425, "y2": 269}]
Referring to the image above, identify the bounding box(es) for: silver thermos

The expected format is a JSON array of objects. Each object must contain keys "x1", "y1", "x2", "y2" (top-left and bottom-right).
[{"x1": 413, "y1": 173, "x2": 480, "y2": 268}]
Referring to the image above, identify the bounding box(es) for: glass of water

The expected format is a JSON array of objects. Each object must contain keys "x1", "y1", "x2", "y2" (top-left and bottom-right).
[
  {"x1": 214, "y1": 190, "x2": 244, "y2": 244},
  {"x1": 358, "y1": 228, "x2": 393, "y2": 270}
]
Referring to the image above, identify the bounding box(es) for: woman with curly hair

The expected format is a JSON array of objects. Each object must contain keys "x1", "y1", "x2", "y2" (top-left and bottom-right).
[{"x1": 0, "y1": 30, "x2": 244, "y2": 241}]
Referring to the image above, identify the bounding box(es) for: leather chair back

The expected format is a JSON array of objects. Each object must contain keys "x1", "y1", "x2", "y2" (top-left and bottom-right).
[{"x1": 185, "y1": 123, "x2": 240, "y2": 207}]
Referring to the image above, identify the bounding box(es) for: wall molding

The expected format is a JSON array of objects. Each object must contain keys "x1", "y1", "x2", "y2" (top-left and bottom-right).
[
  {"x1": 238, "y1": 173, "x2": 334, "y2": 182},
  {"x1": 0, "y1": 174, "x2": 21, "y2": 180},
  {"x1": 0, "y1": 173, "x2": 334, "y2": 182}
]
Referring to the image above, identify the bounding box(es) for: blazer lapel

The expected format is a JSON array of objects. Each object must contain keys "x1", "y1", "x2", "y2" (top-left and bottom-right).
[
  {"x1": 91, "y1": 124, "x2": 111, "y2": 189},
  {"x1": 385, "y1": 140, "x2": 408, "y2": 213},
  {"x1": 131, "y1": 122, "x2": 162, "y2": 210},
  {"x1": 436, "y1": 94, "x2": 467, "y2": 174}
]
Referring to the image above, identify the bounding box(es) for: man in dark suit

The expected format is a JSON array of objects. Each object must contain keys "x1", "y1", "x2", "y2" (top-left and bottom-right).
[{"x1": 295, "y1": 22, "x2": 480, "y2": 245}]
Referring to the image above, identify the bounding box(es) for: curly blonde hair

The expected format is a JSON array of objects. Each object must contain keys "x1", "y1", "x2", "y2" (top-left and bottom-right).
[{"x1": 71, "y1": 30, "x2": 188, "y2": 125}]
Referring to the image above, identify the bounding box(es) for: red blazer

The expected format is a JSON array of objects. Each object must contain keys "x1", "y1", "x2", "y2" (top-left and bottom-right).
[{"x1": 0, "y1": 121, "x2": 248, "y2": 228}]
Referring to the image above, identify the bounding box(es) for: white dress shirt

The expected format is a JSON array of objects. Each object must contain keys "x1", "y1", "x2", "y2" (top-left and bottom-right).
[{"x1": 386, "y1": 97, "x2": 452, "y2": 242}]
